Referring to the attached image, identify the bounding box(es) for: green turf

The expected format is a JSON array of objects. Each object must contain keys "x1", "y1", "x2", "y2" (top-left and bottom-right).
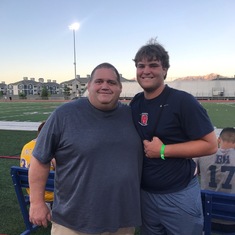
[
  {"x1": 0, "y1": 101, "x2": 65, "y2": 122},
  {"x1": 0, "y1": 100, "x2": 234, "y2": 128},
  {"x1": 0, "y1": 130, "x2": 36, "y2": 156},
  {"x1": 201, "y1": 102, "x2": 235, "y2": 128}
]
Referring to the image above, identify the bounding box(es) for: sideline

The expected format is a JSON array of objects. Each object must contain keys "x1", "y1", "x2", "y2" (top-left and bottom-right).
[{"x1": 0, "y1": 121, "x2": 41, "y2": 131}]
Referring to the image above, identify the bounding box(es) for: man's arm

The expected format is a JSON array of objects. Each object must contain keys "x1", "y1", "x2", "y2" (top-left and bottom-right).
[
  {"x1": 29, "y1": 156, "x2": 51, "y2": 227},
  {"x1": 144, "y1": 131, "x2": 218, "y2": 159}
]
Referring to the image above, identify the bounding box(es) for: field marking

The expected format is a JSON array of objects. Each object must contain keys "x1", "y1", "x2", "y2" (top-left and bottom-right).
[{"x1": 0, "y1": 121, "x2": 41, "y2": 131}]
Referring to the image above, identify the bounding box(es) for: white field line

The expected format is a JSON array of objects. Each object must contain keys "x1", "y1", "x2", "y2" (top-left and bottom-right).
[{"x1": 0, "y1": 121, "x2": 41, "y2": 131}]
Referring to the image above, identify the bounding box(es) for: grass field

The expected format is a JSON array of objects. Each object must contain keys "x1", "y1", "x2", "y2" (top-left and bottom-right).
[
  {"x1": 0, "y1": 100, "x2": 235, "y2": 128},
  {"x1": 0, "y1": 100, "x2": 234, "y2": 234},
  {"x1": 0, "y1": 101, "x2": 65, "y2": 122},
  {"x1": 201, "y1": 101, "x2": 235, "y2": 128}
]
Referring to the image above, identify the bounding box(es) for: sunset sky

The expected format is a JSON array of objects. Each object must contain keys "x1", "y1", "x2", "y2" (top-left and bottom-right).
[{"x1": 1, "y1": 0, "x2": 235, "y2": 84}]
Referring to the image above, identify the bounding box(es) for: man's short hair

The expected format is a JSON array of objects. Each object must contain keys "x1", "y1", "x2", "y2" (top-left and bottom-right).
[{"x1": 90, "y1": 62, "x2": 121, "y2": 84}]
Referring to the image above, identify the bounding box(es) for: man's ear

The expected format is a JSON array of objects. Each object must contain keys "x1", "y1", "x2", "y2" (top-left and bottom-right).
[
  {"x1": 217, "y1": 137, "x2": 221, "y2": 147},
  {"x1": 87, "y1": 81, "x2": 91, "y2": 89},
  {"x1": 163, "y1": 68, "x2": 168, "y2": 80}
]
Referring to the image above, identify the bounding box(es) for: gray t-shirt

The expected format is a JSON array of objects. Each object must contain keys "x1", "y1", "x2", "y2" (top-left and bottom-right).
[
  {"x1": 33, "y1": 98, "x2": 143, "y2": 233},
  {"x1": 195, "y1": 148, "x2": 235, "y2": 193}
]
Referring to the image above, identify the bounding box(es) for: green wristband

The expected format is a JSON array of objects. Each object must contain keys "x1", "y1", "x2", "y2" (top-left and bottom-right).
[{"x1": 160, "y1": 144, "x2": 166, "y2": 160}]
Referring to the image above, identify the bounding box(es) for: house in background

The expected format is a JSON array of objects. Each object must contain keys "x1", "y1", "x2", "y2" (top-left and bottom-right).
[
  {"x1": 41, "y1": 79, "x2": 60, "y2": 95},
  {"x1": 7, "y1": 77, "x2": 60, "y2": 97},
  {"x1": 2, "y1": 74, "x2": 234, "y2": 101},
  {"x1": 60, "y1": 75, "x2": 82, "y2": 98},
  {"x1": 60, "y1": 73, "x2": 136, "y2": 99},
  {"x1": 0, "y1": 81, "x2": 7, "y2": 96}
]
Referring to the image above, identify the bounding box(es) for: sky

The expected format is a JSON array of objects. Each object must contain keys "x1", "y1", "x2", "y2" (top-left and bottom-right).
[{"x1": 1, "y1": 0, "x2": 235, "y2": 84}]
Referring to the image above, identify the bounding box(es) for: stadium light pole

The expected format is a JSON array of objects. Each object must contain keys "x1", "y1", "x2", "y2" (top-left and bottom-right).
[{"x1": 69, "y1": 22, "x2": 80, "y2": 96}]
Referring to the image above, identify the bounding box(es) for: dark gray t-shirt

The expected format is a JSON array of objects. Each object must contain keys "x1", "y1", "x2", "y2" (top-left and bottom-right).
[
  {"x1": 195, "y1": 148, "x2": 235, "y2": 193},
  {"x1": 33, "y1": 98, "x2": 143, "y2": 233}
]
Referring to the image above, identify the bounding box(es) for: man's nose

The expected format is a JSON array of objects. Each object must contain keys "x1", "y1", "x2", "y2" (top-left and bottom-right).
[
  {"x1": 101, "y1": 81, "x2": 109, "y2": 88},
  {"x1": 143, "y1": 66, "x2": 151, "y2": 74}
]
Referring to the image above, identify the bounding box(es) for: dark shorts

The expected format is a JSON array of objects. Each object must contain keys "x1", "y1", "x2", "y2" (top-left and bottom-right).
[{"x1": 140, "y1": 176, "x2": 203, "y2": 235}]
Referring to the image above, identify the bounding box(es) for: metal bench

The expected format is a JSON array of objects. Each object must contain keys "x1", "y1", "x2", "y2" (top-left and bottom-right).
[{"x1": 201, "y1": 189, "x2": 235, "y2": 235}]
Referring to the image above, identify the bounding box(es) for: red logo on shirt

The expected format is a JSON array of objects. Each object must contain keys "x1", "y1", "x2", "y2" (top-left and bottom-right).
[{"x1": 140, "y1": 113, "x2": 148, "y2": 126}]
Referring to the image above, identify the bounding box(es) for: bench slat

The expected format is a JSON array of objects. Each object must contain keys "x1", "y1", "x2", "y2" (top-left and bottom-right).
[{"x1": 201, "y1": 189, "x2": 235, "y2": 235}]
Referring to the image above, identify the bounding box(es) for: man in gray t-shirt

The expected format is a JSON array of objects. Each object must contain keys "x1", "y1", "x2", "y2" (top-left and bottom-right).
[{"x1": 28, "y1": 63, "x2": 143, "y2": 235}]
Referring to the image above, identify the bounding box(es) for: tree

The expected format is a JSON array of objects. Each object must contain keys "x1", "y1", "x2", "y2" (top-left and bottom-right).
[
  {"x1": 19, "y1": 92, "x2": 27, "y2": 99},
  {"x1": 63, "y1": 85, "x2": 71, "y2": 100},
  {"x1": 41, "y1": 86, "x2": 49, "y2": 100}
]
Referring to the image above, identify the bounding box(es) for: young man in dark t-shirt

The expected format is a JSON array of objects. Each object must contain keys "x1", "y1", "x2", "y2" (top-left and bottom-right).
[{"x1": 130, "y1": 39, "x2": 217, "y2": 235}]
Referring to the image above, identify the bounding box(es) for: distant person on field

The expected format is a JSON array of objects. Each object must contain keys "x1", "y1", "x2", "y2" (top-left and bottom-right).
[
  {"x1": 194, "y1": 127, "x2": 235, "y2": 233},
  {"x1": 20, "y1": 121, "x2": 56, "y2": 202}
]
